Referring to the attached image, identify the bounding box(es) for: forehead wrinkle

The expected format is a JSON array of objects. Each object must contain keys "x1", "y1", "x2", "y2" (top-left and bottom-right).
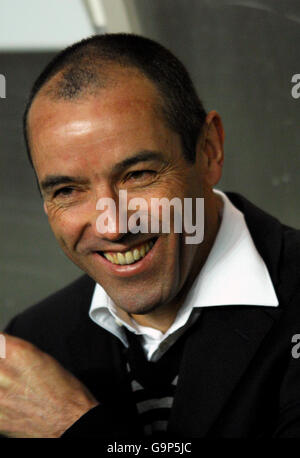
[
  {"x1": 28, "y1": 70, "x2": 178, "y2": 175},
  {"x1": 30, "y1": 75, "x2": 161, "y2": 137}
]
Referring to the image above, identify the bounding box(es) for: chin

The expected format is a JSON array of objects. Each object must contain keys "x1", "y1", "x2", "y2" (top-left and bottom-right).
[{"x1": 114, "y1": 292, "x2": 166, "y2": 316}]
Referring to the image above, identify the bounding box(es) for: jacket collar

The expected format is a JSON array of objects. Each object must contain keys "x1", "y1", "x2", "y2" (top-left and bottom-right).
[
  {"x1": 225, "y1": 192, "x2": 283, "y2": 293},
  {"x1": 168, "y1": 192, "x2": 284, "y2": 436}
]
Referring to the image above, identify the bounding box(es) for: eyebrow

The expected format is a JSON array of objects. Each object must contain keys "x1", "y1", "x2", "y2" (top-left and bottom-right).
[
  {"x1": 40, "y1": 175, "x2": 88, "y2": 192},
  {"x1": 40, "y1": 150, "x2": 167, "y2": 193},
  {"x1": 112, "y1": 150, "x2": 167, "y2": 174}
]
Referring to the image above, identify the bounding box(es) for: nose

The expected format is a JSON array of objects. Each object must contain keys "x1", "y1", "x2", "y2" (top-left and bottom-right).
[{"x1": 93, "y1": 187, "x2": 127, "y2": 243}]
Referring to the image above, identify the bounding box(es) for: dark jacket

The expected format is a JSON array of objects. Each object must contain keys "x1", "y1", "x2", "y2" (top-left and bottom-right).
[{"x1": 4, "y1": 193, "x2": 300, "y2": 437}]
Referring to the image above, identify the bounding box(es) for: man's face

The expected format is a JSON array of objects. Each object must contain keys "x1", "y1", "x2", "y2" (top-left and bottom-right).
[{"x1": 29, "y1": 73, "x2": 217, "y2": 318}]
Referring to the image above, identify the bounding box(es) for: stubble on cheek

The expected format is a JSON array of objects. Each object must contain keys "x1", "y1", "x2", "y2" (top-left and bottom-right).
[{"x1": 54, "y1": 230, "x2": 82, "y2": 268}]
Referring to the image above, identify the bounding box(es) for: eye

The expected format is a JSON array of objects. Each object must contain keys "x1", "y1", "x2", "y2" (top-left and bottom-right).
[
  {"x1": 125, "y1": 170, "x2": 156, "y2": 182},
  {"x1": 53, "y1": 187, "x2": 75, "y2": 198}
]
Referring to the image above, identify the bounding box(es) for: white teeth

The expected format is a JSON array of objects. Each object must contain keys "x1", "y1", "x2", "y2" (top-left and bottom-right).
[
  {"x1": 125, "y1": 251, "x2": 134, "y2": 264},
  {"x1": 117, "y1": 253, "x2": 126, "y2": 265},
  {"x1": 104, "y1": 253, "x2": 114, "y2": 263},
  {"x1": 102, "y1": 239, "x2": 156, "y2": 265},
  {"x1": 140, "y1": 245, "x2": 145, "y2": 257},
  {"x1": 133, "y1": 249, "x2": 141, "y2": 261}
]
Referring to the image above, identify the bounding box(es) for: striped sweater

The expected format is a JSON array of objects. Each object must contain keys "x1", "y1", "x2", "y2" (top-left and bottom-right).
[{"x1": 124, "y1": 328, "x2": 189, "y2": 436}]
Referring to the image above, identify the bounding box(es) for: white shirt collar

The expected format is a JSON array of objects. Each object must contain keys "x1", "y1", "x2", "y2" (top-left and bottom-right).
[
  {"x1": 89, "y1": 190, "x2": 279, "y2": 353},
  {"x1": 192, "y1": 189, "x2": 279, "y2": 307}
]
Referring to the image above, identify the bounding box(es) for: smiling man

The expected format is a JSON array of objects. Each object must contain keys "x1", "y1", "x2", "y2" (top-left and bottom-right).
[
  {"x1": 30, "y1": 64, "x2": 222, "y2": 334},
  {"x1": 1, "y1": 34, "x2": 300, "y2": 438}
]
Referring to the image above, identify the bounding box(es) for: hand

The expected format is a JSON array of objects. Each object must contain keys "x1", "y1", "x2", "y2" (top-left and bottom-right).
[{"x1": 0, "y1": 333, "x2": 99, "y2": 438}]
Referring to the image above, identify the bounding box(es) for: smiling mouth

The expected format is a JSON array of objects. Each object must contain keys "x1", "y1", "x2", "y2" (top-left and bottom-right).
[{"x1": 97, "y1": 237, "x2": 158, "y2": 265}]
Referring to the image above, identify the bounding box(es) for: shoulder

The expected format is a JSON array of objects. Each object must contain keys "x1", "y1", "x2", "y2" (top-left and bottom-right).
[
  {"x1": 278, "y1": 223, "x2": 300, "y2": 305},
  {"x1": 226, "y1": 191, "x2": 300, "y2": 305},
  {"x1": 4, "y1": 275, "x2": 96, "y2": 351}
]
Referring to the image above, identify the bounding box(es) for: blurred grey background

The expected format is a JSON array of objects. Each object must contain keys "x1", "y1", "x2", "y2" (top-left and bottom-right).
[{"x1": 0, "y1": 0, "x2": 299, "y2": 329}]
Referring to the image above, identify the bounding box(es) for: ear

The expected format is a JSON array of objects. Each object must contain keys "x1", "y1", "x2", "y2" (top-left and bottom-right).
[
  {"x1": 196, "y1": 110, "x2": 225, "y2": 186},
  {"x1": 43, "y1": 201, "x2": 48, "y2": 216}
]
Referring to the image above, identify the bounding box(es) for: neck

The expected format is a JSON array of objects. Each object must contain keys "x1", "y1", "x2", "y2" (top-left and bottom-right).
[{"x1": 130, "y1": 301, "x2": 183, "y2": 334}]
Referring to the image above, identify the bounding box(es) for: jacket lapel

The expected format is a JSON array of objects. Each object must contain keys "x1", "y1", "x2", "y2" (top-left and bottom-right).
[{"x1": 168, "y1": 305, "x2": 281, "y2": 436}]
